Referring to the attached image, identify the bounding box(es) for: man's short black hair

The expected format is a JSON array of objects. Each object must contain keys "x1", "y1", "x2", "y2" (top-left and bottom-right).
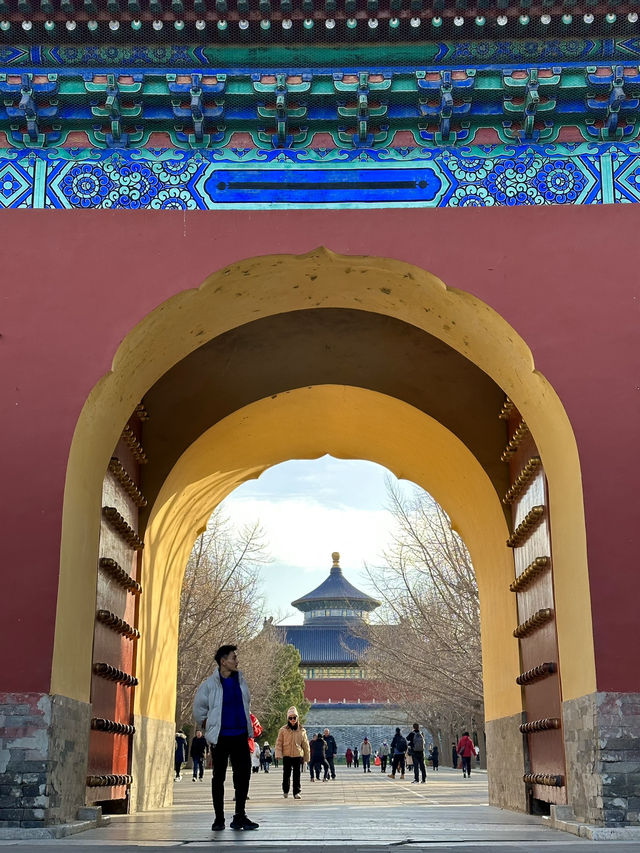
[
  {"x1": 463, "y1": 731, "x2": 469, "y2": 736},
  {"x1": 215, "y1": 644, "x2": 237, "y2": 665}
]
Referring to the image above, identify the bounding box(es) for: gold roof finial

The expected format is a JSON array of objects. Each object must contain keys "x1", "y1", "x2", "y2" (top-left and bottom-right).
[{"x1": 331, "y1": 551, "x2": 340, "y2": 567}]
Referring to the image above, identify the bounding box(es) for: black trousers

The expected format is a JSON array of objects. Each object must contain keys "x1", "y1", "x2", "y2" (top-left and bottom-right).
[
  {"x1": 210, "y1": 734, "x2": 250, "y2": 821},
  {"x1": 282, "y1": 756, "x2": 302, "y2": 794},
  {"x1": 380, "y1": 755, "x2": 388, "y2": 772},
  {"x1": 310, "y1": 759, "x2": 323, "y2": 779},
  {"x1": 461, "y1": 755, "x2": 472, "y2": 775},
  {"x1": 326, "y1": 755, "x2": 336, "y2": 778},
  {"x1": 412, "y1": 751, "x2": 426, "y2": 782},
  {"x1": 391, "y1": 753, "x2": 405, "y2": 776}
]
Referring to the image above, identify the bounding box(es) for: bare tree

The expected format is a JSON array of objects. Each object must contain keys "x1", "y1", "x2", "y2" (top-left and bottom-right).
[
  {"x1": 176, "y1": 513, "x2": 311, "y2": 741},
  {"x1": 358, "y1": 480, "x2": 484, "y2": 753},
  {"x1": 176, "y1": 509, "x2": 270, "y2": 727}
]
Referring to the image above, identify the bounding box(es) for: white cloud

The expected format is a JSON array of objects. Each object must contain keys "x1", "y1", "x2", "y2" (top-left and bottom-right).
[
  {"x1": 222, "y1": 495, "x2": 393, "y2": 573},
  {"x1": 219, "y1": 494, "x2": 394, "y2": 621},
  {"x1": 210, "y1": 458, "x2": 423, "y2": 623}
]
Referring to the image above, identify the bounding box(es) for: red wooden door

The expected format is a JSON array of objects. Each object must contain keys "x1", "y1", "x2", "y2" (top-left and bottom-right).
[
  {"x1": 500, "y1": 398, "x2": 567, "y2": 810},
  {"x1": 86, "y1": 407, "x2": 147, "y2": 810}
]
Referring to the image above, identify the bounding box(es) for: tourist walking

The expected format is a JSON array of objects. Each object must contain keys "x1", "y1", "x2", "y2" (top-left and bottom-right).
[
  {"x1": 323, "y1": 728, "x2": 338, "y2": 779},
  {"x1": 193, "y1": 644, "x2": 259, "y2": 832},
  {"x1": 360, "y1": 737, "x2": 373, "y2": 772},
  {"x1": 190, "y1": 730, "x2": 208, "y2": 781},
  {"x1": 174, "y1": 730, "x2": 187, "y2": 781},
  {"x1": 388, "y1": 728, "x2": 407, "y2": 779},
  {"x1": 353, "y1": 746, "x2": 359, "y2": 768},
  {"x1": 261, "y1": 742, "x2": 272, "y2": 772},
  {"x1": 457, "y1": 731, "x2": 476, "y2": 778},
  {"x1": 431, "y1": 744, "x2": 439, "y2": 770},
  {"x1": 451, "y1": 742, "x2": 458, "y2": 769},
  {"x1": 407, "y1": 723, "x2": 426, "y2": 784},
  {"x1": 251, "y1": 741, "x2": 260, "y2": 773},
  {"x1": 275, "y1": 706, "x2": 310, "y2": 799},
  {"x1": 307, "y1": 734, "x2": 316, "y2": 780},
  {"x1": 309, "y1": 732, "x2": 327, "y2": 781},
  {"x1": 345, "y1": 747, "x2": 353, "y2": 768},
  {"x1": 379, "y1": 740, "x2": 389, "y2": 773}
]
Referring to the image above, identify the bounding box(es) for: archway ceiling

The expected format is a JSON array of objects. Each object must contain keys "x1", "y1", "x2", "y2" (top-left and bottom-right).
[{"x1": 140, "y1": 307, "x2": 508, "y2": 517}]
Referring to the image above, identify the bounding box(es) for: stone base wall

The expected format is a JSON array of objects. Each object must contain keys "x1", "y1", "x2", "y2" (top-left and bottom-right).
[
  {"x1": 130, "y1": 715, "x2": 174, "y2": 813},
  {"x1": 486, "y1": 712, "x2": 528, "y2": 813},
  {"x1": 306, "y1": 703, "x2": 407, "y2": 728},
  {"x1": 563, "y1": 693, "x2": 602, "y2": 824},
  {"x1": 0, "y1": 693, "x2": 90, "y2": 828},
  {"x1": 306, "y1": 705, "x2": 412, "y2": 762},
  {"x1": 564, "y1": 692, "x2": 640, "y2": 827}
]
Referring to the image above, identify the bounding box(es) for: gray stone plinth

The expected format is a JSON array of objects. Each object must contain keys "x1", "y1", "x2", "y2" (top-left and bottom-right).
[
  {"x1": 0, "y1": 692, "x2": 91, "y2": 828},
  {"x1": 130, "y1": 715, "x2": 174, "y2": 812},
  {"x1": 563, "y1": 691, "x2": 640, "y2": 827},
  {"x1": 486, "y1": 712, "x2": 528, "y2": 813}
]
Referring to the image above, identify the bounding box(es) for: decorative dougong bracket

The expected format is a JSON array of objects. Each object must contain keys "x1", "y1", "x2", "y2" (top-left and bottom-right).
[
  {"x1": 1, "y1": 72, "x2": 60, "y2": 146},
  {"x1": 503, "y1": 67, "x2": 560, "y2": 142},
  {"x1": 585, "y1": 65, "x2": 640, "y2": 141},
  {"x1": 169, "y1": 73, "x2": 226, "y2": 146},
  {"x1": 335, "y1": 72, "x2": 389, "y2": 148},
  {"x1": 256, "y1": 73, "x2": 309, "y2": 149},
  {"x1": 86, "y1": 73, "x2": 143, "y2": 148},
  {"x1": 417, "y1": 69, "x2": 474, "y2": 145}
]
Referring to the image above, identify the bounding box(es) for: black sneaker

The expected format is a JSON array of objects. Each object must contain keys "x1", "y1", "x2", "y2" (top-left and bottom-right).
[
  {"x1": 211, "y1": 819, "x2": 225, "y2": 831},
  {"x1": 230, "y1": 816, "x2": 259, "y2": 831}
]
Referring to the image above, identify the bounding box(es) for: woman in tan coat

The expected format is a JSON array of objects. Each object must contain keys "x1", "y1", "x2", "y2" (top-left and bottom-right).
[{"x1": 274, "y1": 706, "x2": 310, "y2": 799}]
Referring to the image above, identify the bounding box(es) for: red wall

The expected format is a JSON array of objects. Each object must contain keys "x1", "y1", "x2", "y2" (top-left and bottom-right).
[
  {"x1": 1, "y1": 206, "x2": 638, "y2": 695},
  {"x1": 305, "y1": 680, "x2": 389, "y2": 703}
]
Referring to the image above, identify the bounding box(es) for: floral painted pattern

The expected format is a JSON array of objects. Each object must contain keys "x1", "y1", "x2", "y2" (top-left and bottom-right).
[
  {"x1": 7, "y1": 144, "x2": 609, "y2": 210},
  {"x1": 59, "y1": 164, "x2": 113, "y2": 208}
]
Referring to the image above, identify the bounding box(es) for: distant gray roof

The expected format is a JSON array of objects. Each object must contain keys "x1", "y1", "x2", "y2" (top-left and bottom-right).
[
  {"x1": 282, "y1": 626, "x2": 369, "y2": 665},
  {"x1": 291, "y1": 552, "x2": 381, "y2": 613}
]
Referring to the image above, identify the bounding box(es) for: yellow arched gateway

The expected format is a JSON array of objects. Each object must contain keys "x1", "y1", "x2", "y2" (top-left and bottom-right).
[{"x1": 53, "y1": 249, "x2": 593, "y2": 816}]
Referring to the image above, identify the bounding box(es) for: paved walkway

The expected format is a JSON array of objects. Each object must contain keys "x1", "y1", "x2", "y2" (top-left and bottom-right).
[{"x1": 2, "y1": 766, "x2": 638, "y2": 851}]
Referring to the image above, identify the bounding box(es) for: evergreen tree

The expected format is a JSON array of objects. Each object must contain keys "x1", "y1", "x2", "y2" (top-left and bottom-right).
[{"x1": 259, "y1": 644, "x2": 310, "y2": 744}]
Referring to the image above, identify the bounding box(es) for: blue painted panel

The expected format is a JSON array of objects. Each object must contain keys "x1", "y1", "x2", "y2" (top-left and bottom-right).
[{"x1": 204, "y1": 166, "x2": 443, "y2": 203}]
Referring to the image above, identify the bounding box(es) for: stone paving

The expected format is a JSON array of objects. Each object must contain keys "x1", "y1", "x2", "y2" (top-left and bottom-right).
[{"x1": 2, "y1": 766, "x2": 639, "y2": 851}]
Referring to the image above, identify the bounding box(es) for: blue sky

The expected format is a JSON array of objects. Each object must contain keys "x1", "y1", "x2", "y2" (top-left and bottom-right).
[{"x1": 218, "y1": 456, "x2": 417, "y2": 624}]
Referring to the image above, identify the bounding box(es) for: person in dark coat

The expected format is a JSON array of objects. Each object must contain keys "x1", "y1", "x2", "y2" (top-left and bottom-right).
[
  {"x1": 353, "y1": 746, "x2": 359, "y2": 768},
  {"x1": 190, "y1": 730, "x2": 209, "y2": 781},
  {"x1": 388, "y1": 728, "x2": 407, "y2": 780},
  {"x1": 261, "y1": 742, "x2": 272, "y2": 773},
  {"x1": 451, "y1": 742, "x2": 458, "y2": 769},
  {"x1": 431, "y1": 744, "x2": 439, "y2": 770},
  {"x1": 309, "y1": 733, "x2": 327, "y2": 781},
  {"x1": 323, "y1": 728, "x2": 338, "y2": 779},
  {"x1": 175, "y1": 730, "x2": 188, "y2": 780},
  {"x1": 407, "y1": 723, "x2": 426, "y2": 784}
]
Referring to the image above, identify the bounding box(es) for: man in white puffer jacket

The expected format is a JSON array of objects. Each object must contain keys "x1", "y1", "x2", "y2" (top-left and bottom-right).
[{"x1": 193, "y1": 644, "x2": 259, "y2": 833}]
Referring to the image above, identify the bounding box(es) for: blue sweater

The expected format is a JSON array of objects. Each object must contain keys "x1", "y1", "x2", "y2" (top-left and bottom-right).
[{"x1": 219, "y1": 672, "x2": 248, "y2": 737}]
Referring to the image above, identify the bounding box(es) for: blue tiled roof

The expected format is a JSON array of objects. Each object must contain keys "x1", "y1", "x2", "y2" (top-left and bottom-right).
[
  {"x1": 283, "y1": 626, "x2": 370, "y2": 665},
  {"x1": 291, "y1": 566, "x2": 380, "y2": 612}
]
